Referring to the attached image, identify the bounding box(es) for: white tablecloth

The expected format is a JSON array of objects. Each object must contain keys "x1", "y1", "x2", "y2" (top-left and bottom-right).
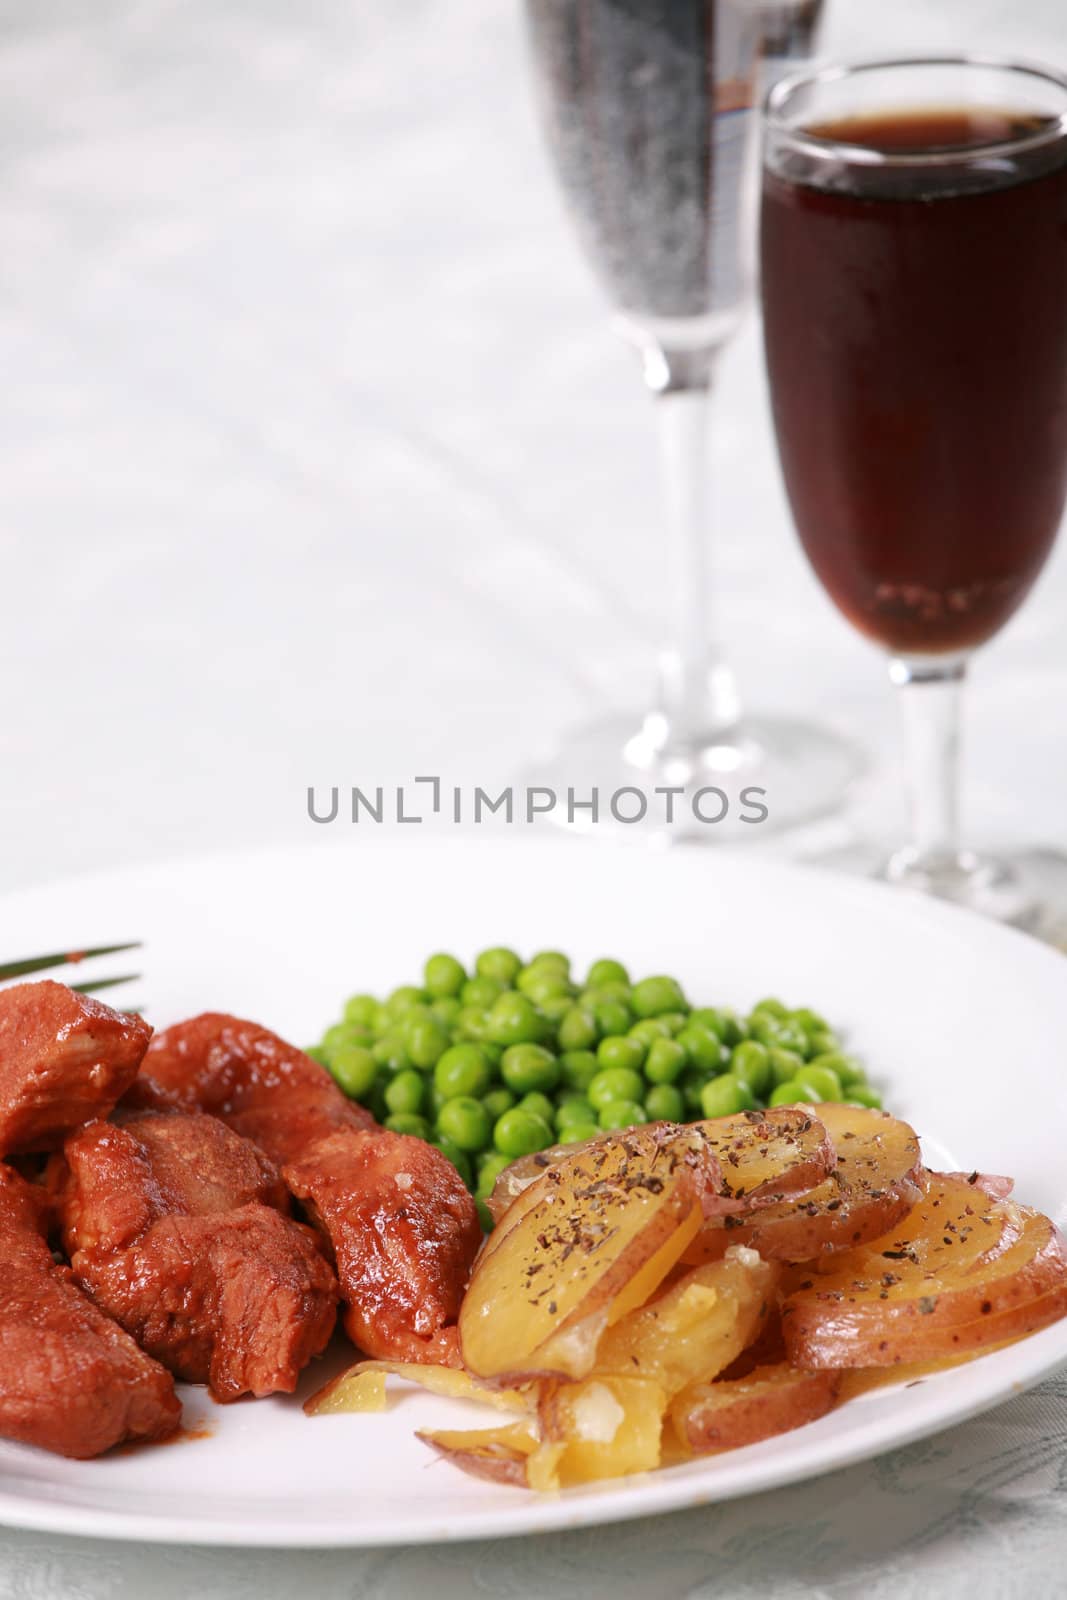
[{"x1": 2, "y1": 0, "x2": 1066, "y2": 1593}]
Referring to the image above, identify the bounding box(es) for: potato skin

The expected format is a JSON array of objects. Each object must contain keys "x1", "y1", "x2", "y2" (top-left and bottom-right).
[
  {"x1": 782, "y1": 1173, "x2": 1067, "y2": 1368},
  {"x1": 672, "y1": 1363, "x2": 840, "y2": 1453}
]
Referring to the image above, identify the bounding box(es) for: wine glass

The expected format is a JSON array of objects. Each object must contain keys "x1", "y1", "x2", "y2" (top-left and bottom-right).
[
  {"x1": 761, "y1": 57, "x2": 1067, "y2": 931},
  {"x1": 522, "y1": 0, "x2": 860, "y2": 840}
]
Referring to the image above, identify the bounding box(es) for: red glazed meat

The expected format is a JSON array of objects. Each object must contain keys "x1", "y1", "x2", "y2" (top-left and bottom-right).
[
  {"x1": 0, "y1": 981, "x2": 151, "y2": 1154},
  {"x1": 143, "y1": 1015, "x2": 481, "y2": 1363},
  {"x1": 51, "y1": 1110, "x2": 338, "y2": 1401},
  {"x1": 0, "y1": 1163, "x2": 180, "y2": 1457}
]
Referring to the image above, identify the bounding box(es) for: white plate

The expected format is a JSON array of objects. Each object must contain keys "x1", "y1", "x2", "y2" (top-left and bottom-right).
[{"x1": 1, "y1": 836, "x2": 1066, "y2": 1547}]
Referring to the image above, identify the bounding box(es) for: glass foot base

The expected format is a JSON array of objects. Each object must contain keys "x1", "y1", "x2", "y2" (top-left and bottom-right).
[
  {"x1": 521, "y1": 712, "x2": 864, "y2": 843},
  {"x1": 822, "y1": 842, "x2": 1067, "y2": 950}
]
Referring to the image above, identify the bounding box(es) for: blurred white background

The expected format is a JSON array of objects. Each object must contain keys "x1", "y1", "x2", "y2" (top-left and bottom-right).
[{"x1": 0, "y1": 0, "x2": 1064, "y2": 892}]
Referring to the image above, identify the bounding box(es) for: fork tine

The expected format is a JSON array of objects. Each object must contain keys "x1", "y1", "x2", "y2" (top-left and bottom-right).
[
  {"x1": 0, "y1": 942, "x2": 142, "y2": 982},
  {"x1": 68, "y1": 973, "x2": 142, "y2": 995}
]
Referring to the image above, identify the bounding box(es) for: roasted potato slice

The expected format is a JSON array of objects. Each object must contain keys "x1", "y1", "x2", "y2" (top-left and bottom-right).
[
  {"x1": 684, "y1": 1104, "x2": 922, "y2": 1263},
  {"x1": 486, "y1": 1109, "x2": 833, "y2": 1227},
  {"x1": 594, "y1": 1248, "x2": 779, "y2": 1396},
  {"x1": 534, "y1": 1373, "x2": 667, "y2": 1487},
  {"x1": 419, "y1": 1420, "x2": 538, "y2": 1486},
  {"x1": 783, "y1": 1170, "x2": 1067, "y2": 1367},
  {"x1": 460, "y1": 1126, "x2": 713, "y2": 1382},
  {"x1": 672, "y1": 1362, "x2": 840, "y2": 1453},
  {"x1": 305, "y1": 1359, "x2": 531, "y2": 1416}
]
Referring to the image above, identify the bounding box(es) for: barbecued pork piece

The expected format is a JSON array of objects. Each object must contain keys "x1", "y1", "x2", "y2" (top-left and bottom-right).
[
  {"x1": 0, "y1": 981, "x2": 151, "y2": 1155},
  {"x1": 284, "y1": 1128, "x2": 483, "y2": 1363},
  {"x1": 143, "y1": 1015, "x2": 482, "y2": 1363},
  {"x1": 50, "y1": 1109, "x2": 338, "y2": 1401},
  {"x1": 141, "y1": 1012, "x2": 375, "y2": 1164},
  {"x1": 0, "y1": 1163, "x2": 180, "y2": 1457}
]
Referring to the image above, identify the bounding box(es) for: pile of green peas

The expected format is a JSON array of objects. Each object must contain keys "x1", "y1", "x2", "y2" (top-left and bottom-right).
[{"x1": 307, "y1": 949, "x2": 881, "y2": 1221}]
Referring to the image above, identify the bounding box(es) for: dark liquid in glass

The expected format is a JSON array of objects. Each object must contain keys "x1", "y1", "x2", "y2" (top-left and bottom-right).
[{"x1": 761, "y1": 109, "x2": 1067, "y2": 654}]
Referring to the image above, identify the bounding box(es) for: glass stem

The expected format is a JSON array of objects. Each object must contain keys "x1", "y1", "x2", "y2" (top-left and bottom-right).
[
  {"x1": 632, "y1": 343, "x2": 740, "y2": 762},
  {"x1": 889, "y1": 654, "x2": 967, "y2": 871}
]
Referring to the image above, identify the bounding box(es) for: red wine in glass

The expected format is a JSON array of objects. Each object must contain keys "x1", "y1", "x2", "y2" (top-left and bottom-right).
[
  {"x1": 760, "y1": 59, "x2": 1067, "y2": 934},
  {"x1": 762, "y1": 106, "x2": 1067, "y2": 656}
]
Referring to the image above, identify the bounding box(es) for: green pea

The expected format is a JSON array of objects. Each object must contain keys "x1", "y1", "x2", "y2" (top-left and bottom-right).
[
  {"x1": 427, "y1": 1082, "x2": 449, "y2": 1119},
  {"x1": 559, "y1": 1120, "x2": 600, "y2": 1145},
  {"x1": 845, "y1": 1085, "x2": 883, "y2": 1109},
  {"x1": 809, "y1": 1051, "x2": 862, "y2": 1086},
  {"x1": 644, "y1": 1037, "x2": 687, "y2": 1085},
  {"x1": 630, "y1": 976, "x2": 687, "y2": 1018},
  {"x1": 372, "y1": 1035, "x2": 411, "y2": 1075},
  {"x1": 455, "y1": 1006, "x2": 491, "y2": 1043},
  {"x1": 404, "y1": 1015, "x2": 450, "y2": 1070},
  {"x1": 475, "y1": 1198, "x2": 495, "y2": 1231},
  {"x1": 500, "y1": 1043, "x2": 560, "y2": 1095},
  {"x1": 369, "y1": 1082, "x2": 389, "y2": 1124},
  {"x1": 385, "y1": 985, "x2": 426, "y2": 1018},
  {"x1": 768, "y1": 1046, "x2": 806, "y2": 1088},
  {"x1": 645, "y1": 1083, "x2": 685, "y2": 1122},
  {"x1": 730, "y1": 1040, "x2": 772, "y2": 1098},
  {"x1": 493, "y1": 1107, "x2": 554, "y2": 1159},
  {"x1": 677, "y1": 1023, "x2": 726, "y2": 1073},
  {"x1": 326, "y1": 1043, "x2": 377, "y2": 1099},
  {"x1": 597, "y1": 1034, "x2": 646, "y2": 1074},
  {"x1": 423, "y1": 953, "x2": 467, "y2": 999},
  {"x1": 580, "y1": 981, "x2": 631, "y2": 1008},
  {"x1": 476, "y1": 1151, "x2": 513, "y2": 1196},
  {"x1": 475, "y1": 947, "x2": 523, "y2": 985},
  {"x1": 520, "y1": 1091, "x2": 556, "y2": 1126},
  {"x1": 751, "y1": 997, "x2": 788, "y2": 1020},
  {"x1": 805, "y1": 1028, "x2": 840, "y2": 1060},
  {"x1": 368, "y1": 1003, "x2": 392, "y2": 1038},
  {"x1": 790, "y1": 1005, "x2": 829, "y2": 1036},
  {"x1": 343, "y1": 994, "x2": 379, "y2": 1028},
  {"x1": 558, "y1": 1006, "x2": 598, "y2": 1052},
  {"x1": 431, "y1": 1136, "x2": 473, "y2": 1187},
  {"x1": 689, "y1": 1007, "x2": 728, "y2": 1039},
  {"x1": 462, "y1": 975, "x2": 507, "y2": 1010},
  {"x1": 748, "y1": 1012, "x2": 787, "y2": 1048},
  {"x1": 659, "y1": 1011, "x2": 689, "y2": 1036},
  {"x1": 436, "y1": 1096, "x2": 491, "y2": 1152},
  {"x1": 430, "y1": 996, "x2": 462, "y2": 1027},
  {"x1": 716, "y1": 1009, "x2": 747, "y2": 1048},
  {"x1": 487, "y1": 992, "x2": 546, "y2": 1047},
  {"x1": 777, "y1": 1022, "x2": 811, "y2": 1056},
  {"x1": 680, "y1": 1068, "x2": 710, "y2": 1113},
  {"x1": 628, "y1": 1018, "x2": 671, "y2": 1048},
  {"x1": 434, "y1": 1043, "x2": 492, "y2": 1101},
  {"x1": 385, "y1": 1112, "x2": 431, "y2": 1139},
  {"x1": 592, "y1": 997, "x2": 632, "y2": 1039},
  {"x1": 517, "y1": 969, "x2": 574, "y2": 1005},
  {"x1": 556, "y1": 1096, "x2": 595, "y2": 1129},
  {"x1": 305, "y1": 1045, "x2": 329, "y2": 1067},
  {"x1": 700, "y1": 1075, "x2": 756, "y2": 1119},
  {"x1": 322, "y1": 1021, "x2": 369, "y2": 1059},
  {"x1": 384, "y1": 1069, "x2": 425, "y2": 1117},
  {"x1": 482, "y1": 1087, "x2": 516, "y2": 1123},
  {"x1": 560, "y1": 1050, "x2": 601, "y2": 1092},
  {"x1": 586, "y1": 958, "x2": 630, "y2": 989},
  {"x1": 538, "y1": 994, "x2": 575, "y2": 1027},
  {"x1": 769, "y1": 1080, "x2": 823, "y2": 1106},
  {"x1": 796, "y1": 1063, "x2": 843, "y2": 1101},
  {"x1": 597, "y1": 1099, "x2": 647, "y2": 1131},
  {"x1": 588, "y1": 1067, "x2": 644, "y2": 1112},
  {"x1": 528, "y1": 950, "x2": 570, "y2": 976}
]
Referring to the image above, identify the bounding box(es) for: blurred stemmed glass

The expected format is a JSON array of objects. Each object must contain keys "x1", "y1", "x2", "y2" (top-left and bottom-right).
[
  {"x1": 522, "y1": 0, "x2": 858, "y2": 839},
  {"x1": 761, "y1": 57, "x2": 1067, "y2": 934}
]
